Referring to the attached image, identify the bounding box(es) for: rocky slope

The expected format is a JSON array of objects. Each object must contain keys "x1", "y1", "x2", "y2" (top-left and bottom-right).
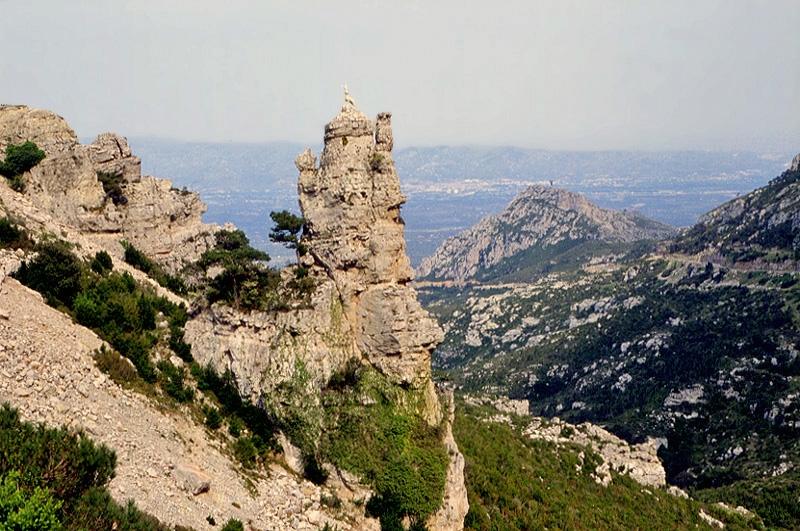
[
  {"x1": 673, "y1": 153, "x2": 800, "y2": 266},
  {"x1": 0, "y1": 260, "x2": 367, "y2": 530},
  {"x1": 463, "y1": 395, "x2": 666, "y2": 488},
  {"x1": 0, "y1": 104, "x2": 217, "y2": 271},
  {"x1": 418, "y1": 185, "x2": 673, "y2": 282},
  {"x1": 454, "y1": 396, "x2": 762, "y2": 530},
  {"x1": 417, "y1": 154, "x2": 800, "y2": 529},
  {"x1": 0, "y1": 99, "x2": 468, "y2": 530}
]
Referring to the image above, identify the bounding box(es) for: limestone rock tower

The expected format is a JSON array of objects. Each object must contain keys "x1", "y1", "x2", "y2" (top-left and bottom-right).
[{"x1": 296, "y1": 91, "x2": 444, "y2": 389}]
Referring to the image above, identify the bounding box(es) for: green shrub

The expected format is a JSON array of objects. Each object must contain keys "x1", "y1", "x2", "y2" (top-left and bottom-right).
[
  {"x1": 168, "y1": 326, "x2": 193, "y2": 363},
  {"x1": 0, "y1": 218, "x2": 32, "y2": 251},
  {"x1": 90, "y1": 251, "x2": 113, "y2": 274},
  {"x1": 93, "y1": 347, "x2": 139, "y2": 386},
  {"x1": 14, "y1": 242, "x2": 83, "y2": 308},
  {"x1": 0, "y1": 142, "x2": 45, "y2": 193},
  {"x1": 204, "y1": 406, "x2": 222, "y2": 430},
  {"x1": 0, "y1": 142, "x2": 46, "y2": 179},
  {"x1": 191, "y1": 363, "x2": 278, "y2": 451},
  {"x1": 220, "y1": 519, "x2": 244, "y2": 531},
  {"x1": 121, "y1": 241, "x2": 187, "y2": 295},
  {"x1": 0, "y1": 471, "x2": 62, "y2": 530},
  {"x1": 232, "y1": 437, "x2": 258, "y2": 468},
  {"x1": 227, "y1": 417, "x2": 244, "y2": 438},
  {"x1": 7, "y1": 175, "x2": 26, "y2": 193},
  {"x1": 157, "y1": 360, "x2": 194, "y2": 403}
]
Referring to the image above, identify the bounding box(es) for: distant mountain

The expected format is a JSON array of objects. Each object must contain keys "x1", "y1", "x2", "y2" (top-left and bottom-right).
[
  {"x1": 418, "y1": 185, "x2": 674, "y2": 282},
  {"x1": 673, "y1": 153, "x2": 800, "y2": 265}
]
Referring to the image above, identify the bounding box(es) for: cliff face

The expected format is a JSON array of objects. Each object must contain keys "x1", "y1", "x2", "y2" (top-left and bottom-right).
[
  {"x1": 0, "y1": 105, "x2": 216, "y2": 270},
  {"x1": 297, "y1": 99, "x2": 444, "y2": 387},
  {"x1": 418, "y1": 185, "x2": 674, "y2": 282}
]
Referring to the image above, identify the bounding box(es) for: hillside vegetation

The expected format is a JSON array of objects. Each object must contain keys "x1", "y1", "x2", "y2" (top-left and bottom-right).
[{"x1": 453, "y1": 400, "x2": 762, "y2": 530}]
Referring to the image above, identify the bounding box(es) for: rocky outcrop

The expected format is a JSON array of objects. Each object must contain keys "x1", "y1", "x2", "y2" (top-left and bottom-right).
[
  {"x1": 790, "y1": 153, "x2": 800, "y2": 173},
  {"x1": 185, "y1": 273, "x2": 357, "y2": 401},
  {"x1": 418, "y1": 185, "x2": 674, "y2": 281},
  {"x1": 188, "y1": 93, "x2": 444, "y2": 402},
  {"x1": 186, "y1": 93, "x2": 466, "y2": 528},
  {"x1": 427, "y1": 388, "x2": 469, "y2": 531},
  {"x1": 297, "y1": 95, "x2": 443, "y2": 387},
  {"x1": 467, "y1": 395, "x2": 666, "y2": 488},
  {"x1": 0, "y1": 105, "x2": 216, "y2": 270}
]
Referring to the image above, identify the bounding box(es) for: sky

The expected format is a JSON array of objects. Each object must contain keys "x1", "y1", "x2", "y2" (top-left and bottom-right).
[{"x1": 1, "y1": 0, "x2": 798, "y2": 151}]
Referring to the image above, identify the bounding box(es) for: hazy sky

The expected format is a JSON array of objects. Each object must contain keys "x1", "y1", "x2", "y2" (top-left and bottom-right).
[{"x1": 1, "y1": 0, "x2": 798, "y2": 150}]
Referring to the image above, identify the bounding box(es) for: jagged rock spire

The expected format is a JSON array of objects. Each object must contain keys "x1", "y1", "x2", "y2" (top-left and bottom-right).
[{"x1": 295, "y1": 92, "x2": 443, "y2": 389}]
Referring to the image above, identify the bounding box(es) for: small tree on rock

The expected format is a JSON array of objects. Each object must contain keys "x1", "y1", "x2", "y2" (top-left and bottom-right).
[{"x1": 269, "y1": 210, "x2": 306, "y2": 256}]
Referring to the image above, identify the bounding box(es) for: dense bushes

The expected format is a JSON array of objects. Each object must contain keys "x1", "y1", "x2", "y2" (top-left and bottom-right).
[
  {"x1": 453, "y1": 402, "x2": 763, "y2": 531},
  {"x1": 121, "y1": 241, "x2": 186, "y2": 294},
  {"x1": 695, "y1": 475, "x2": 800, "y2": 530},
  {"x1": 191, "y1": 364, "x2": 279, "y2": 467},
  {"x1": 15, "y1": 241, "x2": 192, "y2": 395},
  {"x1": 320, "y1": 366, "x2": 448, "y2": 530},
  {"x1": 0, "y1": 403, "x2": 167, "y2": 530},
  {"x1": 0, "y1": 472, "x2": 62, "y2": 529},
  {"x1": 0, "y1": 141, "x2": 46, "y2": 193},
  {"x1": 15, "y1": 241, "x2": 83, "y2": 308}
]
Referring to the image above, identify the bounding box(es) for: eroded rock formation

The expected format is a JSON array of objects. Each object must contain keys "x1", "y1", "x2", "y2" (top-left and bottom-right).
[
  {"x1": 0, "y1": 105, "x2": 216, "y2": 270},
  {"x1": 297, "y1": 96, "x2": 444, "y2": 388},
  {"x1": 188, "y1": 94, "x2": 444, "y2": 403},
  {"x1": 186, "y1": 93, "x2": 467, "y2": 528}
]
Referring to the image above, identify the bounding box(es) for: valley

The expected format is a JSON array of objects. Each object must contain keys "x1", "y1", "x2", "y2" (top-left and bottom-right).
[{"x1": 419, "y1": 158, "x2": 800, "y2": 529}]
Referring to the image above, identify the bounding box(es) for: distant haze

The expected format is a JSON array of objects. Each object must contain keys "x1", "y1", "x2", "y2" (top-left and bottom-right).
[{"x1": 1, "y1": 0, "x2": 798, "y2": 151}]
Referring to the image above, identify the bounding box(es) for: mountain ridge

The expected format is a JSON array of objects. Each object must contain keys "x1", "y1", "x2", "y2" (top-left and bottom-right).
[{"x1": 418, "y1": 184, "x2": 674, "y2": 282}]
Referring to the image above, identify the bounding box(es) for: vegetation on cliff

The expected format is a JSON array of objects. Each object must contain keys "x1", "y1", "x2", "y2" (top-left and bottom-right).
[
  {"x1": 319, "y1": 365, "x2": 448, "y2": 530},
  {"x1": 0, "y1": 218, "x2": 33, "y2": 251},
  {"x1": 454, "y1": 400, "x2": 764, "y2": 530},
  {"x1": 0, "y1": 141, "x2": 46, "y2": 193},
  {"x1": 671, "y1": 164, "x2": 800, "y2": 264}
]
